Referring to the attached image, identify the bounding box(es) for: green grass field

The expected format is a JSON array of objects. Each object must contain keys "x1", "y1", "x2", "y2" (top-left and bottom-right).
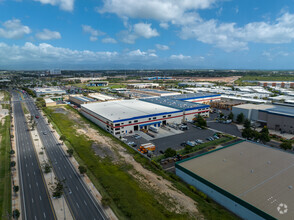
[
  {"x1": 45, "y1": 106, "x2": 238, "y2": 220},
  {"x1": 73, "y1": 83, "x2": 127, "y2": 91},
  {"x1": 0, "y1": 116, "x2": 12, "y2": 218}
]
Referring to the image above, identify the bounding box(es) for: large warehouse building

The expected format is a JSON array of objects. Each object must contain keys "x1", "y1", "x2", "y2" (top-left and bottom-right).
[
  {"x1": 232, "y1": 104, "x2": 294, "y2": 133},
  {"x1": 176, "y1": 141, "x2": 294, "y2": 220},
  {"x1": 81, "y1": 97, "x2": 210, "y2": 137}
]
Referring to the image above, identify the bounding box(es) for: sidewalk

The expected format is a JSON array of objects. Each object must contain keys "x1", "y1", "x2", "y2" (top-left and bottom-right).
[
  {"x1": 42, "y1": 110, "x2": 117, "y2": 220},
  {"x1": 11, "y1": 101, "x2": 22, "y2": 220}
]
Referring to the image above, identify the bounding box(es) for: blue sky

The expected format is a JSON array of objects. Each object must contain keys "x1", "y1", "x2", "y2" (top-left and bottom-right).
[{"x1": 1, "y1": 0, "x2": 294, "y2": 70}]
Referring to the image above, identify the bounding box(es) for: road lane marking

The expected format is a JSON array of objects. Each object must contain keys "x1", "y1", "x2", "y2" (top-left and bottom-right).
[
  {"x1": 84, "y1": 200, "x2": 87, "y2": 206},
  {"x1": 76, "y1": 203, "x2": 80, "y2": 208},
  {"x1": 39, "y1": 196, "x2": 42, "y2": 201}
]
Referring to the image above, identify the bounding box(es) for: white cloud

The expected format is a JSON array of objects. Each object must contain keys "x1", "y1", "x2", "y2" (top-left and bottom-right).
[
  {"x1": 262, "y1": 49, "x2": 290, "y2": 61},
  {"x1": 118, "y1": 22, "x2": 158, "y2": 44},
  {"x1": 35, "y1": 29, "x2": 61, "y2": 40},
  {"x1": 117, "y1": 30, "x2": 137, "y2": 44},
  {"x1": 100, "y1": 1, "x2": 294, "y2": 52},
  {"x1": 128, "y1": 49, "x2": 147, "y2": 56},
  {"x1": 102, "y1": 37, "x2": 117, "y2": 44},
  {"x1": 180, "y1": 19, "x2": 248, "y2": 52},
  {"x1": 34, "y1": 0, "x2": 74, "y2": 11},
  {"x1": 180, "y1": 12, "x2": 294, "y2": 52},
  {"x1": 127, "y1": 49, "x2": 158, "y2": 57},
  {"x1": 133, "y1": 23, "x2": 159, "y2": 38},
  {"x1": 82, "y1": 25, "x2": 105, "y2": 41},
  {"x1": 159, "y1": 22, "x2": 169, "y2": 29},
  {"x1": 0, "y1": 42, "x2": 118, "y2": 65},
  {"x1": 156, "y1": 44, "x2": 169, "y2": 50},
  {"x1": 170, "y1": 54, "x2": 191, "y2": 60},
  {"x1": 0, "y1": 19, "x2": 31, "y2": 39},
  {"x1": 99, "y1": 0, "x2": 215, "y2": 25}
]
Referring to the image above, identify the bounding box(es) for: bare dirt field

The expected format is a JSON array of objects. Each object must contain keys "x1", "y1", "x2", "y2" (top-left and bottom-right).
[{"x1": 59, "y1": 107, "x2": 200, "y2": 218}]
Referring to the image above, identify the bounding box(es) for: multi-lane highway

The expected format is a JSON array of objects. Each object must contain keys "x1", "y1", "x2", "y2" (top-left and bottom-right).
[
  {"x1": 12, "y1": 91, "x2": 56, "y2": 220},
  {"x1": 23, "y1": 93, "x2": 108, "y2": 220}
]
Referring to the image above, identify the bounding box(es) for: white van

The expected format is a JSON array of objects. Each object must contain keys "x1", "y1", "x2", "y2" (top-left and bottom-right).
[{"x1": 149, "y1": 126, "x2": 159, "y2": 133}]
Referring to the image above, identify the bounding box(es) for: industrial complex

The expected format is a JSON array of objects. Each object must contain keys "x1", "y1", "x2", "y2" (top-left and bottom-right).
[
  {"x1": 33, "y1": 87, "x2": 66, "y2": 97},
  {"x1": 176, "y1": 140, "x2": 294, "y2": 220},
  {"x1": 232, "y1": 104, "x2": 294, "y2": 133},
  {"x1": 81, "y1": 93, "x2": 215, "y2": 137}
]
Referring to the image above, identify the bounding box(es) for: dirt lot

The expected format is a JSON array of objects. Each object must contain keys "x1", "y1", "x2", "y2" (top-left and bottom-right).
[{"x1": 57, "y1": 107, "x2": 200, "y2": 217}]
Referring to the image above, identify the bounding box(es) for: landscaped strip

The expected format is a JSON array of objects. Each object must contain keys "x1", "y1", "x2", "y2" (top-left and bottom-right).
[{"x1": 0, "y1": 115, "x2": 12, "y2": 218}]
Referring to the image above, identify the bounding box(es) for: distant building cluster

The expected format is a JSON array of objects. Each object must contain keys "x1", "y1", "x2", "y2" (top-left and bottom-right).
[
  {"x1": 127, "y1": 83, "x2": 159, "y2": 89},
  {"x1": 33, "y1": 87, "x2": 66, "y2": 97},
  {"x1": 259, "y1": 81, "x2": 294, "y2": 88},
  {"x1": 178, "y1": 82, "x2": 215, "y2": 87},
  {"x1": 87, "y1": 81, "x2": 109, "y2": 87},
  {"x1": 49, "y1": 69, "x2": 61, "y2": 75}
]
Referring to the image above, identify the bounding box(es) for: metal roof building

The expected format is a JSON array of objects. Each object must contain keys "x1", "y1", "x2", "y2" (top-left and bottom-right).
[
  {"x1": 69, "y1": 95, "x2": 96, "y2": 106},
  {"x1": 33, "y1": 87, "x2": 66, "y2": 97},
  {"x1": 176, "y1": 140, "x2": 294, "y2": 220},
  {"x1": 81, "y1": 98, "x2": 211, "y2": 137},
  {"x1": 166, "y1": 93, "x2": 221, "y2": 104}
]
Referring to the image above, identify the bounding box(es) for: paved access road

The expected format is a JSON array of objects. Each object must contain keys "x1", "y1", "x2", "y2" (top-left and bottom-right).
[
  {"x1": 24, "y1": 94, "x2": 108, "y2": 220},
  {"x1": 12, "y1": 91, "x2": 56, "y2": 220}
]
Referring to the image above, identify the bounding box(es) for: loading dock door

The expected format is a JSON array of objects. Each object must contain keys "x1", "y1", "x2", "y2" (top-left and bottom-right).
[
  {"x1": 134, "y1": 125, "x2": 139, "y2": 131},
  {"x1": 163, "y1": 120, "x2": 166, "y2": 125}
]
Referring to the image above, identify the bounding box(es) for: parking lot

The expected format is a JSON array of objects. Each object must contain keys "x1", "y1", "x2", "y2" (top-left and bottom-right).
[
  {"x1": 207, "y1": 122, "x2": 242, "y2": 137},
  {"x1": 124, "y1": 123, "x2": 215, "y2": 156}
]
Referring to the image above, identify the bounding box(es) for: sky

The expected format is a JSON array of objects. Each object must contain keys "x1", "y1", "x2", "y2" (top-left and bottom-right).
[{"x1": 1, "y1": 0, "x2": 294, "y2": 70}]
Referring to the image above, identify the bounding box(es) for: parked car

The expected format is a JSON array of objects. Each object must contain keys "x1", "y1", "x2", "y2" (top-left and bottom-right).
[
  {"x1": 195, "y1": 139, "x2": 204, "y2": 144},
  {"x1": 134, "y1": 134, "x2": 141, "y2": 139}
]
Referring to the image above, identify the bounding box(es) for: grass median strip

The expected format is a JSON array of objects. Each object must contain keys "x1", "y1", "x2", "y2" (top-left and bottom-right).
[{"x1": 0, "y1": 116, "x2": 12, "y2": 218}]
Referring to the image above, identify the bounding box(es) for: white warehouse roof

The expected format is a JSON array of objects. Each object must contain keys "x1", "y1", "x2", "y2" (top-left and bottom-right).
[{"x1": 81, "y1": 99, "x2": 179, "y2": 122}]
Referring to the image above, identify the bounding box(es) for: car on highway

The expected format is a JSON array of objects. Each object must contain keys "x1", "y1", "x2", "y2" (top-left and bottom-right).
[
  {"x1": 43, "y1": 132, "x2": 47, "y2": 135},
  {"x1": 35, "y1": 115, "x2": 39, "y2": 119}
]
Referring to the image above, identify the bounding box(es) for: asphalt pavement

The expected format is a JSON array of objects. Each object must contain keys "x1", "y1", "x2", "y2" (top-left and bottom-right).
[
  {"x1": 12, "y1": 91, "x2": 56, "y2": 220},
  {"x1": 24, "y1": 94, "x2": 108, "y2": 220}
]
